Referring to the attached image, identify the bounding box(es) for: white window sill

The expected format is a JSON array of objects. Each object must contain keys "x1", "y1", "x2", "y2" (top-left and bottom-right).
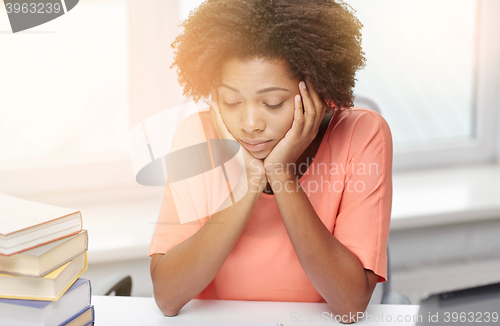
[
  {"x1": 21, "y1": 163, "x2": 500, "y2": 264},
  {"x1": 391, "y1": 162, "x2": 500, "y2": 230}
]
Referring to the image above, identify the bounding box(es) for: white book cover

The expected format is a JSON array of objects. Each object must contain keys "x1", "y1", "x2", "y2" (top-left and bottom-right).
[
  {"x1": 0, "y1": 194, "x2": 82, "y2": 256},
  {"x1": 0, "y1": 194, "x2": 80, "y2": 236}
]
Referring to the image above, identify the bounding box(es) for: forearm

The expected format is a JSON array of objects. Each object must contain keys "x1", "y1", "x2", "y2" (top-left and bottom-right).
[
  {"x1": 152, "y1": 176, "x2": 265, "y2": 316},
  {"x1": 268, "y1": 173, "x2": 371, "y2": 318}
]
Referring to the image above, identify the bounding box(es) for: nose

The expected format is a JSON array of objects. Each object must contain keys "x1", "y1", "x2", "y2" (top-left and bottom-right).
[{"x1": 241, "y1": 104, "x2": 265, "y2": 133}]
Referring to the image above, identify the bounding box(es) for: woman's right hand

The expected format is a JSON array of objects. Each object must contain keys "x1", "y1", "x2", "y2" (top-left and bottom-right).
[{"x1": 209, "y1": 90, "x2": 267, "y2": 190}]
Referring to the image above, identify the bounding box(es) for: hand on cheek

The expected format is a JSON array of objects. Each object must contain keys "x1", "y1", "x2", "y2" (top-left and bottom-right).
[
  {"x1": 209, "y1": 90, "x2": 267, "y2": 184},
  {"x1": 263, "y1": 79, "x2": 327, "y2": 180}
]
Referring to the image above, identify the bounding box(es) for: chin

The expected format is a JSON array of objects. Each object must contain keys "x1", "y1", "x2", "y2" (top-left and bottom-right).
[
  {"x1": 250, "y1": 150, "x2": 270, "y2": 160},
  {"x1": 250, "y1": 152, "x2": 267, "y2": 160}
]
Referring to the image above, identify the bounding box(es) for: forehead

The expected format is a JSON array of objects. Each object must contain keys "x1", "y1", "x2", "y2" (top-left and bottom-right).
[{"x1": 220, "y1": 57, "x2": 297, "y2": 91}]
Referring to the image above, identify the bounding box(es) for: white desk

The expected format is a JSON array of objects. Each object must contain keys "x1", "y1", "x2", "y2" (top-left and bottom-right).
[{"x1": 92, "y1": 296, "x2": 421, "y2": 325}]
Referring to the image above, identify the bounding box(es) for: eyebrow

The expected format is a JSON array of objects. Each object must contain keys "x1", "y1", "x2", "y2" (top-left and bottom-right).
[{"x1": 219, "y1": 83, "x2": 290, "y2": 95}]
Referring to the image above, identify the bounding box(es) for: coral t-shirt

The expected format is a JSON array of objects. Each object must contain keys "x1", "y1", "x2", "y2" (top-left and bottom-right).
[{"x1": 148, "y1": 107, "x2": 393, "y2": 303}]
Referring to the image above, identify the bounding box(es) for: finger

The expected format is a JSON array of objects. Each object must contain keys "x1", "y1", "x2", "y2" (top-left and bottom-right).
[
  {"x1": 216, "y1": 112, "x2": 238, "y2": 143},
  {"x1": 304, "y1": 77, "x2": 324, "y2": 111},
  {"x1": 299, "y1": 81, "x2": 316, "y2": 126},
  {"x1": 299, "y1": 80, "x2": 317, "y2": 136},
  {"x1": 304, "y1": 78, "x2": 326, "y2": 134},
  {"x1": 209, "y1": 92, "x2": 232, "y2": 140},
  {"x1": 210, "y1": 87, "x2": 219, "y2": 102},
  {"x1": 209, "y1": 104, "x2": 223, "y2": 139},
  {"x1": 291, "y1": 94, "x2": 305, "y2": 136},
  {"x1": 209, "y1": 91, "x2": 223, "y2": 126},
  {"x1": 210, "y1": 89, "x2": 221, "y2": 115}
]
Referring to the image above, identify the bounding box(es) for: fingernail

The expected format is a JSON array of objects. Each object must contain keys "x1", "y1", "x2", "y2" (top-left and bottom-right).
[
  {"x1": 295, "y1": 94, "x2": 301, "y2": 101},
  {"x1": 300, "y1": 81, "x2": 306, "y2": 89}
]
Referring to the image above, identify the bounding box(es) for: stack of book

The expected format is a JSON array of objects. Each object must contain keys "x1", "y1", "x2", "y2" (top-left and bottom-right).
[{"x1": 0, "y1": 194, "x2": 94, "y2": 326}]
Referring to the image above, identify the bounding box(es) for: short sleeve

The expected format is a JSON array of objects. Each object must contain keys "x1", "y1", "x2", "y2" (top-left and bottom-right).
[
  {"x1": 148, "y1": 180, "x2": 206, "y2": 257},
  {"x1": 148, "y1": 110, "x2": 242, "y2": 256},
  {"x1": 333, "y1": 109, "x2": 393, "y2": 282},
  {"x1": 148, "y1": 111, "x2": 211, "y2": 257}
]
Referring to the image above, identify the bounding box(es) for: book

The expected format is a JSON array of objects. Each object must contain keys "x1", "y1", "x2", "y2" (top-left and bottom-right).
[
  {"x1": 0, "y1": 195, "x2": 82, "y2": 256},
  {"x1": 0, "y1": 252, "x2": 87, "y2": 301},
  {"x1": 0, "y1": 194, "x2": 82, "y2": 256},
  {"x1": 0, "y1": 230, "x2": 88, "y2": 277},
  {"x1": 0, "y1": 278, "x2": 91, "y2": 326},
  {"x1": 61, "y1": 305, "x2": 94, "y2": 326}
]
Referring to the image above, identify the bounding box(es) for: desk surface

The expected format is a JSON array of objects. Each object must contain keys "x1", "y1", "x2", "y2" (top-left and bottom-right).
[{"x1": 92, "y1": 296, "x2": 421, "y2": 325}]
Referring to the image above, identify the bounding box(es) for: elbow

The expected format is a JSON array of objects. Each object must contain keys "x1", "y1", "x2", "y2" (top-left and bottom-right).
[
  {"x1": 162, "y1": 306, "x2": 181, "y2": 317},
  {"x1": 150, "y1": 254, "x2": 188, "y2": 316},
  {"x1": 153, "y1": 290, "x2": 184, "y2": 317},
  {"x1": 155, "y1": 296, "x2": 181, "y2": 317},
  {"x1": 335, "y1": 308, "x2": 368, "y2": 324},
  {"x1": 330, "y1": 307, "x2": 368, "y2": 324},
  {"x1": 328, "y1": 296, "x2": 370, "y2": 324}
]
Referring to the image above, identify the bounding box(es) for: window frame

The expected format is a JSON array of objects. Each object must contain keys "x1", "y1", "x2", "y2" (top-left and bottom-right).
[{"x1": 391, "y1": 0, "x2": 500, "y2": 171}]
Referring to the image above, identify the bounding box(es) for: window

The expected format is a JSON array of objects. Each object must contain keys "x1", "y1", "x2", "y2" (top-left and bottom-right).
[
  {"x1": 350, "y1": 0, "x2": 477, "y2": 148},
  {"x1": 0, "y1": 0, "x2": 131, "y2": 195},
  {"x1": 347, "y1": 0, "x2": 500, "y2": 170},
  {"x1": 0, "y1": 0, "x2": 129, "y2": 165}
]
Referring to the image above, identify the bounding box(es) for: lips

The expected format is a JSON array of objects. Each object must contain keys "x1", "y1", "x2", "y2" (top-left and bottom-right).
[
  {"x1": 240, "y1": 138, "x2": 271, "y2": 145},
  {"x1": 239, "y1": 138, "x2": 273, "y2": 152}
]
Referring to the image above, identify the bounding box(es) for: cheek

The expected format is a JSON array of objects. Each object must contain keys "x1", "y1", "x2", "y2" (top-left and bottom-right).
[
  {"x1": 220, "y1": 108, "x2": 237, "y2": 132},
  {"x1": 275, "y1": 105, "x2": 295, "y2": 137}
]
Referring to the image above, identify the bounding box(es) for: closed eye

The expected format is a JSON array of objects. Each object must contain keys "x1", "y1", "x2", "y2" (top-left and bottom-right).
[
  {"x1": 222, "y1": 101, "x2": 284, "y2": 108},
  {"x1": 223, "y1": 101, "x2": 240, "y2": 107},
  {"x1": 265, "y1": 101, "x2": 285, "y2": 109}
]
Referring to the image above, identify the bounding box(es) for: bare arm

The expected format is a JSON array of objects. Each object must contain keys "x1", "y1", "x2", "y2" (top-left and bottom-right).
[
  {"x1": 268, "y1": 173, "x2": 378, "y2": 323},
  {"x1": 150, "y1": 175, "x2": 265, "y2": 317}
]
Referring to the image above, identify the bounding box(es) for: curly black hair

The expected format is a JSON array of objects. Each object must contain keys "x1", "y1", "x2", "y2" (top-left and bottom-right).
[{"x1": 171, "y1": 0, "x2": 365, "y2": 111}]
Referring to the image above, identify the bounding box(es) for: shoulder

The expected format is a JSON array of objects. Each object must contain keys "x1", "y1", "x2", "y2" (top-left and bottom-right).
[
  {"x1": 335, "y1": 107, "x2": 390, "y2": 132},
  {"x1": 325, "y1": 107, "x2": 393, "y2": 163},
  {"x1": 176, "y1": 109, "x2": 212, "y2": 131},
  {"x1": 170, "y1": 110, "x2": 217, "y2": 152},
  {"x1": 328, "y1": 107, "x2": 392, "y2": 145},
  {"x1": 187, "y1": 109, "x2": 218, "y2": 138}
]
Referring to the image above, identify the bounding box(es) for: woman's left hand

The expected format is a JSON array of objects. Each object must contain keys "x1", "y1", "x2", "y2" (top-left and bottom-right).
[{"x1": 264, "y1": 79, "x2": 328, "y2": 179}]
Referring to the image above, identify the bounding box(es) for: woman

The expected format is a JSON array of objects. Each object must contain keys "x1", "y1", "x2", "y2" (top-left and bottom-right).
[{"x1": 149, "y1": 0, "x2": 393, "y2": 321}]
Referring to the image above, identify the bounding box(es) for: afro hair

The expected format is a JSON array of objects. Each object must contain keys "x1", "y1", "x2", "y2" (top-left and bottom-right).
[{"x1": 171, "y1": 0, "x2": 365, "y2": 111}]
